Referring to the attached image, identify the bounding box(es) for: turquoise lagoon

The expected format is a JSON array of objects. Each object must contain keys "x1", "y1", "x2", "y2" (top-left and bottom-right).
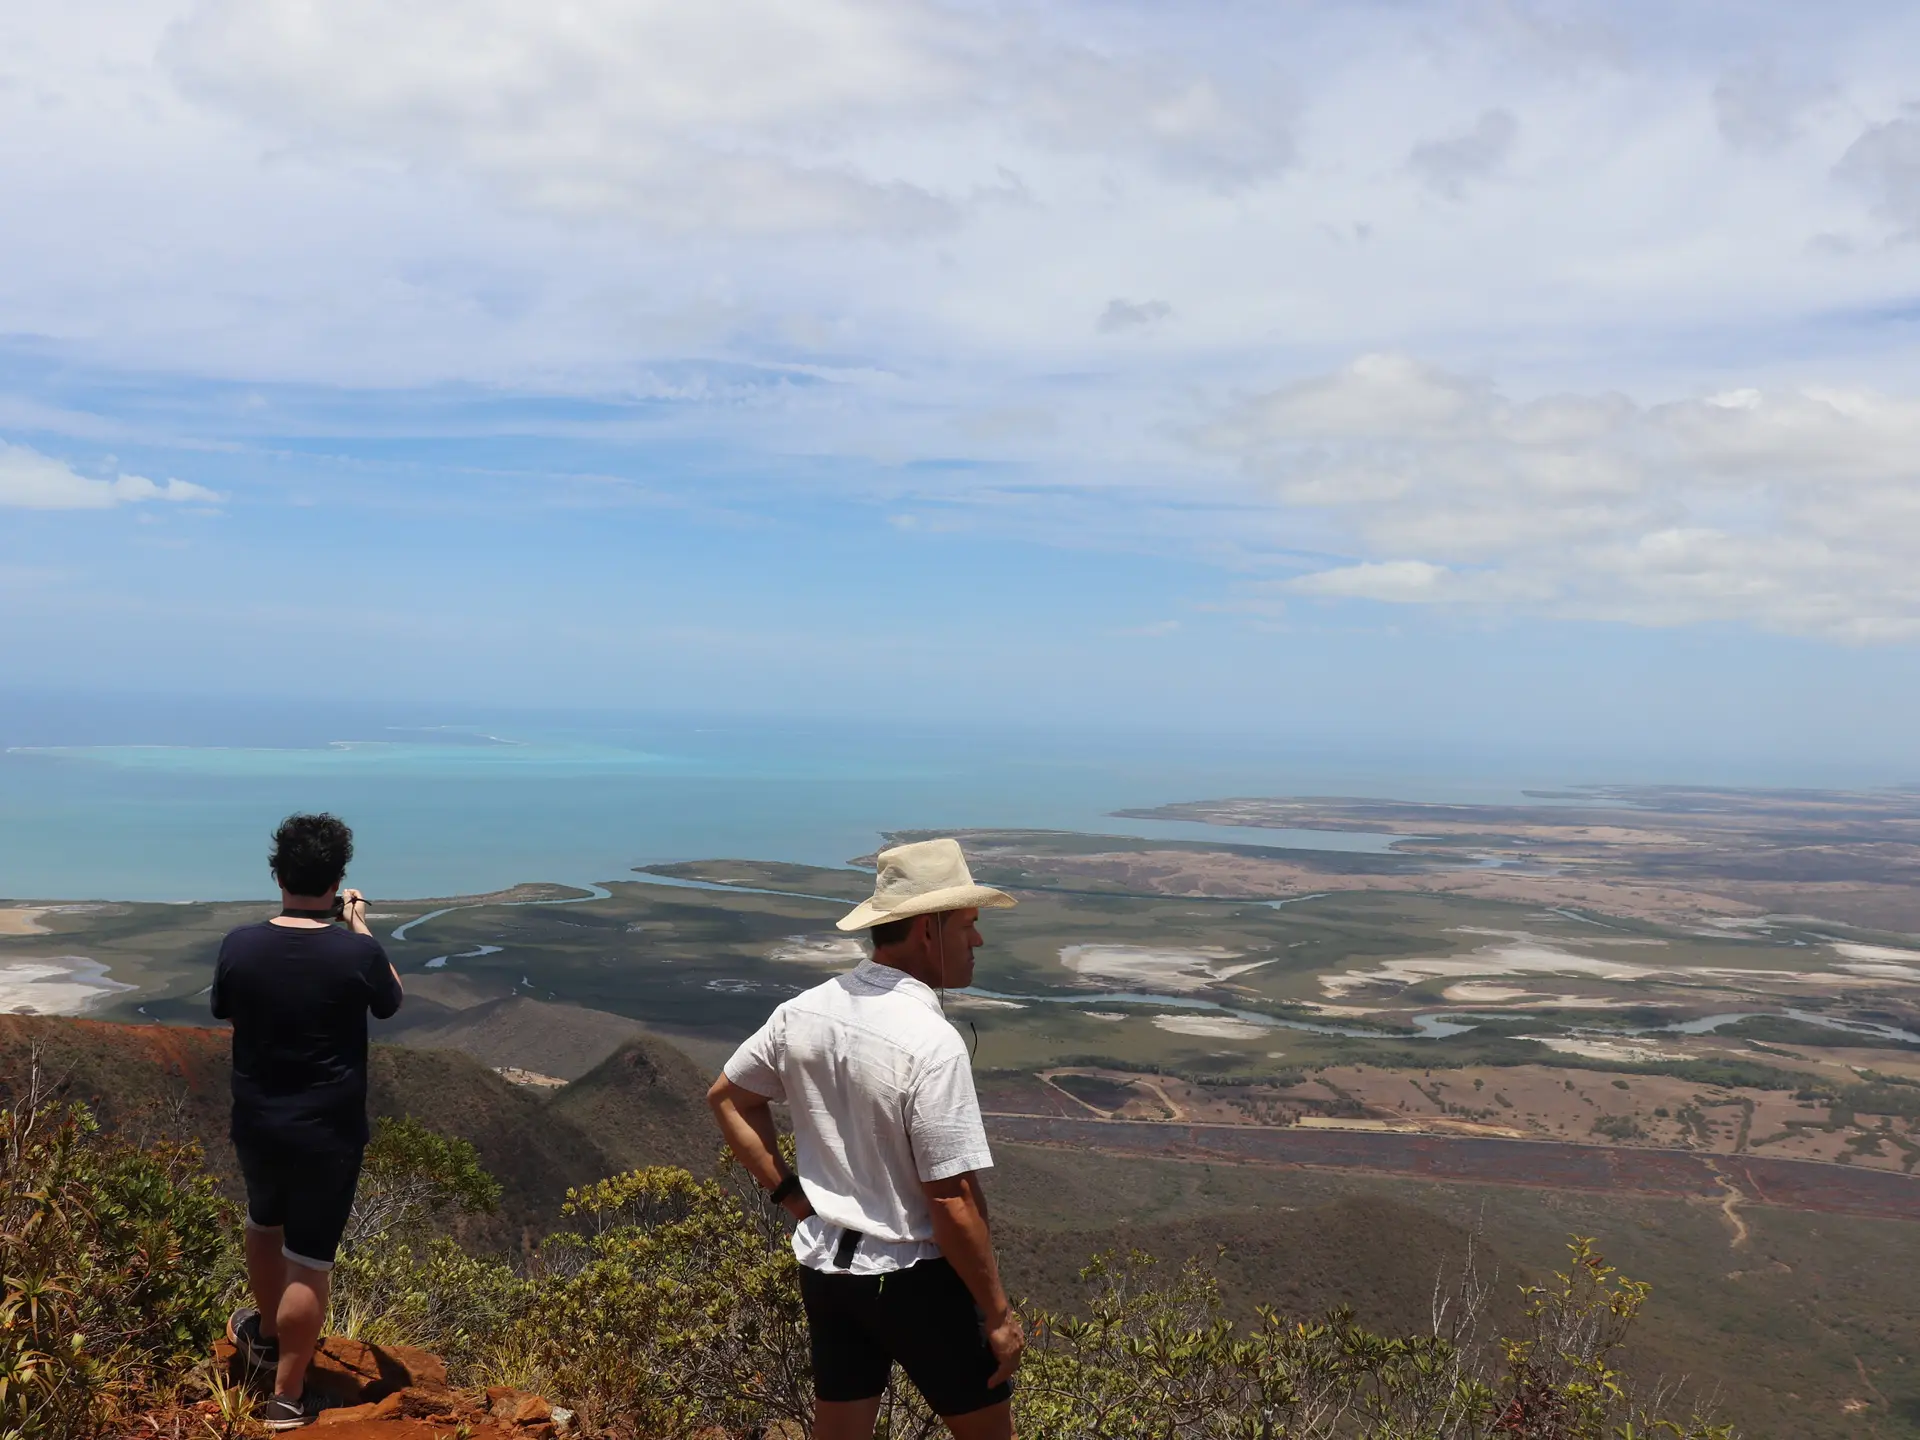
[{"x1": 0, "y1": 706, "x2": 1486, "y2": 902}]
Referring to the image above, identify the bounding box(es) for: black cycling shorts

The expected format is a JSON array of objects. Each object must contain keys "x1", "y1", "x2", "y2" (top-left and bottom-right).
[
  {"x1": 799, "y1": 1256, "x2": 1012, "y2": 1417},
  {"x1": 236, "y1": 1143, "x2": 364, "y2": 1271}
]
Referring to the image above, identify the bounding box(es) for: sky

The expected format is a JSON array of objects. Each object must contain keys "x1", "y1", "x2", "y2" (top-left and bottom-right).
[{"x1": 4, "y1": 1, "x2": 1920, "y2": 771}]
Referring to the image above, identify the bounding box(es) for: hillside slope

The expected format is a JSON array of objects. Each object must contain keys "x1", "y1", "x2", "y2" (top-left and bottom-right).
[
  {"x1": 0, "y1": 1016, "x2": 717, "y2": 1234},
  {"x1": 9, "y1": 1013, "x2": 1914, "y2": 1437},
  {"x1": 544, "y1": 1035, "x2": 721, "y2": 1176},
  {"x1": 388, "y1": 996, "x2": 652, "y2": 1081}
]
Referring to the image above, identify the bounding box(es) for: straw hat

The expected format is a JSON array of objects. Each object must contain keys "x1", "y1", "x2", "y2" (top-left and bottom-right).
[{"x1": 836, "y1": 838, "x2": 1016, "y2": 932}]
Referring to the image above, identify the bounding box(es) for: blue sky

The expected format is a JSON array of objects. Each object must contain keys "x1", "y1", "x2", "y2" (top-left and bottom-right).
[{"x1": 5, "y1": 1, "x2": 1920, "y2": 771}]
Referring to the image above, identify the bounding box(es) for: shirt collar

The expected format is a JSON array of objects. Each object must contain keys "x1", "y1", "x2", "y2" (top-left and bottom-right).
[{"x1": 850, "y1": 957, "x2": 945, "y2": 1013}]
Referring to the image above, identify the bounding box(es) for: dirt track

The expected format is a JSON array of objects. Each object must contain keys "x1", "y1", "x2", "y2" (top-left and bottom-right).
[{"x1": 986, "y1": 1113, "x2": 1920, "y2": 1222}]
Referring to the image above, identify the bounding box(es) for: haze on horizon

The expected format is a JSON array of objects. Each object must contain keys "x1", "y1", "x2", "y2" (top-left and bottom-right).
[{"x1": 4, "y1": 1, "x2": 1920, "y2": 773}]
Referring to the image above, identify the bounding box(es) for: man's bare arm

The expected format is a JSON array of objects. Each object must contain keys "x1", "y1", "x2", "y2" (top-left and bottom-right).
[
  {"x1": 923, "y1": 1170, "x2": 1024, "y2": 1386},
  {"x1": 340, "y1": 890, "x2": 402, "y2": 994},
  {"x1": 706, "y1": 1075, "x2": 814, "y2": 1222}
]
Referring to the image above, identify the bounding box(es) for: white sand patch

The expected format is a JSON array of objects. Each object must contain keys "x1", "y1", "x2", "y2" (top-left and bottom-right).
[
  {"x1": 944, "y1": 993, "x2": 1025, "y2": 1011},
  {"x1": 1526, "y1": 1036, "x2": 1687, "y2": 1063},
  {"x1": 1444, "y1": 983, "x2": 1532, "y2": 1003},
  {"x1": 1453, "y1": 927, "x2": 1668, "y2": 948},
  {"x1": 1299, "y1": 1001, "x2": 1381, "y2": 1017},
  {"x1": 1152, "y1": 1014, "x2": 1270, "y2": 1039},
  {"x1": 495, "y1": 1066, "x2": 567, "y2": 1089},
  {"x1": 1830, "y1": 943, "x2": 1920, "y2": 981},
  {"x1": 0, "y1": 909, "x2": 50, "y2": 936},
  {"x1": 767, "y1": 935, "x2": 867, "y2": 967},
  {"x1": 1059, "y1": 944, "x2": 1252, "y2": 993},
  {"x1": 1080, "y1": 1011, "x2": 1128, "y2": 1022},
  {"x1": 1836, "y1": 961, "x2": 1920, "y2": 982},
  {"x1": 1832, "y1": 942, "x2": 1920, "y2": 963},
  {"x1": 0, "y1": 957, "x2": 135, "y2": 1015},
  {"x1": 1212, "y1": 959, "x2": 1279, "y2": 981},
  {"x1": 1320, "y1": 933, "x2": 1916, "y2": 1001},
  {"x1": 1322, "y1": 942, "x2": 1664, "y2": 997},
  {"x1": 1439, "y1": 982, "x2": 1637, "y2": 1008}
]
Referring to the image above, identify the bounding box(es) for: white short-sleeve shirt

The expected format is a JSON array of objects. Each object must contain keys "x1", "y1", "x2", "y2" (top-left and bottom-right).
[{"x1": 724, "y1": 957, "x2": 994, "y2": 1274}]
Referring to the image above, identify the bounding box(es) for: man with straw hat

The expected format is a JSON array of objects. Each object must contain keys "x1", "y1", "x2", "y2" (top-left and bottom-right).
[{"x1": 708, "y1": 838, "x2": 1024, "y2": 1440}]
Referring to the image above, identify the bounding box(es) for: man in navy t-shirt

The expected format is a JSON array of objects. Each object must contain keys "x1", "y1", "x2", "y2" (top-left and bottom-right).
[{"x1": 211, "y1": 813, "x2": 402, "y2": 1429}]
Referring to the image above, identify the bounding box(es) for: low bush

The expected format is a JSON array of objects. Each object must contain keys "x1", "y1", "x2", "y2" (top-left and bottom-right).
[
  {"x1": 4, "y1": 1076, "x2": 1736, "y2": 1440},
  {"x1": 0, "y1": 1058, "x2": 235, "y2": 1440},
  {"x1": 337, "y1": 1135, "x2": 1733, "y2": 1440},
  {"x1": 330, "y1": 1114, "x2": 520, "y2": 1363},
  {"x1": 1005, "y1": 1239, "x2": 1731, "y2": 1440}
]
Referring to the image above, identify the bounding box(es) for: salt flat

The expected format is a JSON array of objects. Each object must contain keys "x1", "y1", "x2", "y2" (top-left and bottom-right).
[
  {"x1": 0, "y1": 957, "x2": 134, "y2": 1014},
  {"x1": 1059, "y1": 942, "x2": 1258, "y2": 993},
  {"x1": 0, "y1": 909, "x2": 50, "y2": 936}
]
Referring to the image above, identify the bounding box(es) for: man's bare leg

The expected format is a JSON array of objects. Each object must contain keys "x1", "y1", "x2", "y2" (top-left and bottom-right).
[
  {"x1": 244, "y1": 1224, "x2": 288, "y2": 1341},
  {"x1": 272, "y1": 1261, "x2": 331, "y2": 1399},
  {"x1": 941, "y1": 1401, "x2": 1015, "y2": 1440},
  {"x1": 812, "y1": 1396, "x2": 884, "y2": 1440}
]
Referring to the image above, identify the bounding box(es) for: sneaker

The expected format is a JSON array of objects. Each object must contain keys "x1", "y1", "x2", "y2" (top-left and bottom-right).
[
  {"x1": 258, "y1": 1394, "x2": 319, "y2": 1431},
  {"x1": 226, "y1": 1307, "x2": 279, "y2": 1372}
]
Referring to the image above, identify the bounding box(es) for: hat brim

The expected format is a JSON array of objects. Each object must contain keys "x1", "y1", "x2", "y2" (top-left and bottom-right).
[{"x1": 835, "y1": 884, "x2": 1016, "y2": 932}]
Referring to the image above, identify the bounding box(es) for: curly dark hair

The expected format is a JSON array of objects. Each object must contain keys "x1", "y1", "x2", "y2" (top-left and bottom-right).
[{"x1": 269, "y1": 813, "x2": 354, "y2": 896}]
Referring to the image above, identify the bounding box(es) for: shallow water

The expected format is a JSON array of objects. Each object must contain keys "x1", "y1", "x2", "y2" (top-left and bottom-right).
[
  {"x1": 1626, "y1": 1008, "x2": 1920, "y2": 1046},
  {"x1": 0, "y1": 710, "x2": 1493, "y2": 901}
]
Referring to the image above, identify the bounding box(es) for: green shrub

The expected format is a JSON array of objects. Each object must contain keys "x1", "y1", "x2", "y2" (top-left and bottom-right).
[
  {"x1": 1008, "y1": 1238, "x2": 1731, "y2": 1439},
  {"x1": 505, "y1": 1167, "x2": 813, "y2": 1437},
  {"x1": 319, "y1": 1135, "x2": 1733, "y2": 1440},
  {"x1": 330, "y1": 1115, "x2": 516, "y2": 1364},
  {"x1": 1, "y1": 1080, "x2": 1734, "y2": 1440},
  {"x1": 1590, "y1": 1114, "x2": 1646, "y2": 1141},
  {"x1": 0, "y1": 1061, "x2": 234, "y2": 1440}
]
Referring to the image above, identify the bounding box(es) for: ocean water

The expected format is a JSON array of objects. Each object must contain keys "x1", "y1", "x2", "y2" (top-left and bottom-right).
[{"x1": 0, "y1": 699, "x2": 1548, "y2": 902}]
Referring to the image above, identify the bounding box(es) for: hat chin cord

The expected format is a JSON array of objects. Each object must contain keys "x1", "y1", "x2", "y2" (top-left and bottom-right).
[{"x1": 927, "y1": 913, "x2": 979, "y2": 1058}]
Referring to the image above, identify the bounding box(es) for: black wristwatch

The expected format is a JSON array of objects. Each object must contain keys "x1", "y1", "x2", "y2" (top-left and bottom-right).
[{"x1": 768, "y1": 1173, "x2": 801, "y2": 1206}]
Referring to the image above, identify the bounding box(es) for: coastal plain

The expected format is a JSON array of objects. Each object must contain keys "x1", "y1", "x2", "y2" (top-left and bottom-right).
[
  {"x1": 7, "y1": 784, "x2": 1920, "y2": 1434},
  {"x1": 7, "y1": 786, "x2": 1920, "y2": 1168}
]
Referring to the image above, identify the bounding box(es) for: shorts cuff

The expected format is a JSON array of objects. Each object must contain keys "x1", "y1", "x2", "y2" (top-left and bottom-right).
[
  {"x1": 282, "y1": 1246, "x2": 335, "y2": 1273},
  {"x1": 245, "y1": 1217, "x2": 283, "y2": 1234}
]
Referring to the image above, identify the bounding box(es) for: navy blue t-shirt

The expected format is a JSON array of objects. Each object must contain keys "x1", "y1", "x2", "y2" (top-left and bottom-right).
[{"x1": 210, "y1": 920, "x2": 403, "y2": 1157}]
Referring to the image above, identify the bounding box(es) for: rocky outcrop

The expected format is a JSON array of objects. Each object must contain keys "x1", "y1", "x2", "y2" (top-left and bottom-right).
[{"x1": 206, "y1": 1335, "x2": 569, "y2": 1439}]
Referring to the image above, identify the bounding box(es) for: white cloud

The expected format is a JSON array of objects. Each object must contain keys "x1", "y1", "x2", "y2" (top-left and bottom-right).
[
  {"x1": 1097, "y1": 298, "x2": 1172, "y2": 334},
  {"x1": 1836, "y1": 108, "x2": 1920, "y2": 236},
  {"x1": 1407, "y1": 109, "x2": 1517, "y2": 199},
  {"x1": 160, "y1": 0, "x2": 1294, "y2": 237},
  {"x1": 1712, "y1": 59, "x2": 1830, "y2": 153},
  {"x1": 1288, "y1": 560, "x2": 1448, "y2": 602},
  {"x1": 1207, "y1": 354, "x2": 1920, "y2": 641},
  {"x1": 3, "y1": 1, "x2": 1915, "y2": 399},
  {"x1": 0, "y1": 441, "x2": 221, "y2": 510}
]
